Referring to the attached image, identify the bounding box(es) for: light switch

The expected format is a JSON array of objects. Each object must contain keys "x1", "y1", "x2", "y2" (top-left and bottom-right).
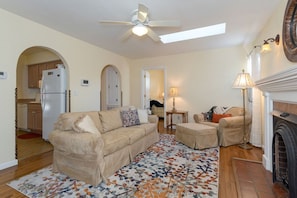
[{"x1": 0, "y1": 71, "x2": 7, "y2": 79}]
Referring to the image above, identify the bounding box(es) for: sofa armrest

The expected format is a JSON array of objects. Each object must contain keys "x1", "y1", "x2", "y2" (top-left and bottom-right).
[
  {"x1": 219, "y1": 115, "x2": 252, "y2": 128},
  {"x1": 49, "y1": 130, "x2": 104, "y2": 155},
  {"x1": 193, "y1": 113, "x2": 205, "y2": 123},
  {"x1": 148, "y1": 114, "x2": 159, "y2": 124}
]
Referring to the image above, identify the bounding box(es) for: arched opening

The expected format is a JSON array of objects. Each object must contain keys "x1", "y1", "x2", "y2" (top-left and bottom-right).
[
  {"x1": 100, "y1": 65, "x2": 122, "y2": 110},
  {"x1": 16, "y1": 46, "x2": 69, "y2": 160}
]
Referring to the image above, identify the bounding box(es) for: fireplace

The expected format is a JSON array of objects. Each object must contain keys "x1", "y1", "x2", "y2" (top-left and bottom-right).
[
  {"x1": 255, "y1": 67, "x2": 297, "y2": 198},
  {"x1": 272, "y1": 110, "x2": 297, "y2": 197}
]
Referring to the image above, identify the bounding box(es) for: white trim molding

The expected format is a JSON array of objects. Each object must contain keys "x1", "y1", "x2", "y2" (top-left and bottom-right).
[
  {"x1": 0, "y1": 159, "x2": 18, "y2": 170},
  {"x1": 256, "y1": 67, "x2": 297, "y2": 171},
  {"x1": 256, "y1": 67, "x2": 297, "y2": 92}
]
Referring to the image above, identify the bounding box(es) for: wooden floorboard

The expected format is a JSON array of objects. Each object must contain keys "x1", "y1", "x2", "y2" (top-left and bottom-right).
[{"x1": 0, "y1": 119, "x2": 268, "y2": 197}]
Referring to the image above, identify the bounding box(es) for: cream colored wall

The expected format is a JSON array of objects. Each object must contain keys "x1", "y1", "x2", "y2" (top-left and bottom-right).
[
  {"x1": 251, "y1": 0, "x2": 296, "y2": 78},
  {"x1": 130, "y1": 46, "x2": 247, "y2": 122},
  {"x1": 149, "y1": 70, "x2": 164, "y2": 102},
  {"x1": 0, "y1": 8, "x2": 130, "y2": 168}
]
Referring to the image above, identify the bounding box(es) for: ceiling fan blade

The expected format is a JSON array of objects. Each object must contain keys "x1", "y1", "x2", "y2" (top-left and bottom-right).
[
  {"x1": 147, "y1": 28, "x2": 160, "y2": 42},
  {"x1": 138, "y1": 4, "x2": 148, "y2": 23},
  {"x1": 148, "y1": 20, "x2": 180, "y2": 27},
  {"x1": 121, "y1": 28, "x2": 132, "y2": 41},
  {"x1": 100, "y1": 20, "x2": 133, "y2": 25}
]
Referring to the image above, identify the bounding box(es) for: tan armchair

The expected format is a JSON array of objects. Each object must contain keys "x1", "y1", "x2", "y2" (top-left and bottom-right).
[{"x1": 193, "y1": 107, "x2": 252, "y2": 147}]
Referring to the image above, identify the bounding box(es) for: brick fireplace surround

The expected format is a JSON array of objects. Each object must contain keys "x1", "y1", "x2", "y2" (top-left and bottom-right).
[{"x1": 256, "y1": 67, "x2": 297, "y2": 197}]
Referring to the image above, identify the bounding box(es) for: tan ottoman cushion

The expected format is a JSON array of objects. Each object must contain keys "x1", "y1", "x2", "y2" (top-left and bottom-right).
[{"x1": 175, "y1": 123, "x2": 218, "y2": 149}]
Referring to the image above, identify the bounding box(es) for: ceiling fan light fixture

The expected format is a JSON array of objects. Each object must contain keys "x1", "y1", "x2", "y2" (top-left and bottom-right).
[{"x1": 132, "y1": 24, "x2": 148, "y2": 36}]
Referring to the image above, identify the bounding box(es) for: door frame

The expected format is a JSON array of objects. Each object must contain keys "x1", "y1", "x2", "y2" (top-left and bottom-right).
[{"x1": 141, "y1": 66, "x2": 167, "y2": 125}]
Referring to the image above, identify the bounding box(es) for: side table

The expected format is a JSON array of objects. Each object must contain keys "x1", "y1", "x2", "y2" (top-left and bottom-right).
[{"x1": 166, "y1": 110, "x2": 188, "y2": 129}]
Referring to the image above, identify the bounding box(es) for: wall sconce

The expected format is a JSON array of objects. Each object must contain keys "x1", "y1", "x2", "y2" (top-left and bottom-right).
[
  {"x1": 169, "y1": 87, "x2": 178, "y2": 112},
  {"x1": 261, "y1": 34, "x2": 280, "y2": 53}
]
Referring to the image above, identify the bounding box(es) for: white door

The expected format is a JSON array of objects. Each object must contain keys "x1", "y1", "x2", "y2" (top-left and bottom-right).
[
  {"x1": 106, "y1": 66, "x2": 120, "y2": 110},
  {"x1": 143, "y1": 71, "x2": 150, "y2": 109}
]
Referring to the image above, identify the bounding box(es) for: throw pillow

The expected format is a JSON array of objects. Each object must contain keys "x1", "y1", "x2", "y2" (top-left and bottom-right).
[
  {"x1": 202, "y1": 106, "x2": 217, "y2": 121},
  {"x1": 202, "y1": 112, "x2": 212, "y2": 121},
  {"x1": 121, "y1": 109, "x2": 140, "y2": 127},
  {"x1": 213, "y1": 106, "x2": 231, "y2": 114},
  {"x1": 137, "y1": 109, "x2": 149, "y2": 124},
  {"x1": 72, "y1": 115, "x2": 100, "y2": 134},
  {"x1": 212, "y1": 113, "x2": 232, "y2": 123}
]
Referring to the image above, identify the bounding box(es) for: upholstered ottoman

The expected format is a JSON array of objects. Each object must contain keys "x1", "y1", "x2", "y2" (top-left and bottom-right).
[{"x1": 175, "y1": 123, "x2": 218, "y2": 149}]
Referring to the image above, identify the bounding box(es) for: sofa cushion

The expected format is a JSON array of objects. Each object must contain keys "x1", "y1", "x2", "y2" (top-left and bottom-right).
[
  {"x1": 54, "y1": 111, "x2": 103, "y2": 133},
  {"x1": 99, "y1": 109, "x2": 122, "y2": 133},
  {"x1": 72, "y1": 115, "x2": 100, "y2": 134},
  {"x1": 132, "y1": 123, "x2": 157, "y2": 135},
  {"x1": 212, "y1": 113, "x2": 232, "y2": 123},
  {"x1": 115, "y1": 127, "x2": 146, "y2": 143},
  {"x1": 120, "y1": 109, "x2": 140, "y2": 127},
  {"x1": 102, "y1": 132, "x2": 130, "y2": 156}
]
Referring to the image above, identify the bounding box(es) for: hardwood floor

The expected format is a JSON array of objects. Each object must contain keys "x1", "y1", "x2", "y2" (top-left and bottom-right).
[
  {"x1": 17, "y1": 130, "x2": 53, "y2": 160},
  {"x1": 0, "y1": 119, "x2": 270, "y2": 197}
]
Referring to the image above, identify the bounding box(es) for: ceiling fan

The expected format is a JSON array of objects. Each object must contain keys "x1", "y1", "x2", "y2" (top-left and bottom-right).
[{"x1": 100, "y1": 4, "x2": 180, "y2": 42}]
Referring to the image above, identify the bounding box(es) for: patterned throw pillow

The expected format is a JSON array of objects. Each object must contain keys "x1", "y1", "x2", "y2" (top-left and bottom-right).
[{"x1": 121, "y1": 109, "x2": 140, "y2": 127}]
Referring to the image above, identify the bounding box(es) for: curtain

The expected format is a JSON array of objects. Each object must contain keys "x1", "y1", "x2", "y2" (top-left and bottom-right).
[{"x1": 247, "y1": 48, "x2": 262, "y2": 147}]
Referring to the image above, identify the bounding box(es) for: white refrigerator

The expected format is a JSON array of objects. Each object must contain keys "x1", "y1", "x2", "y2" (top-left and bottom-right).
[{"x1": 41, "y1": 66, "x2": 66, "y2": 140}]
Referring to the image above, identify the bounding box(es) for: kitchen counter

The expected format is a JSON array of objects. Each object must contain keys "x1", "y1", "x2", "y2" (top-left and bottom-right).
[
  {"x1": 17, "y1": 99, "x2": 40, "y2": 104},
  {"x1": 17, "y1": 98, "x2": 35, "y2": 104}
]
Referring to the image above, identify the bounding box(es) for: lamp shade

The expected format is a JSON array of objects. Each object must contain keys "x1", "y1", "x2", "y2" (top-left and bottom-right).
[
  {"x1": 169, "y1": 87, "x2": 178, "y2": 97},
  {"x1": 261, "y1": 43, "x2": 271, "y2": 53},
  {"x1": 132, "y1": 24, "x2": 148, "y2": 36},
  {"x1": 232, "y1": 70, "x2": 254, "y2": 89}
]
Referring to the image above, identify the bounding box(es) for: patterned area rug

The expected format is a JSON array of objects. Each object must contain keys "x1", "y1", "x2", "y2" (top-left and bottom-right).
[{"x1": 8, "y1": 134, "x2": 219, "y2": 197}]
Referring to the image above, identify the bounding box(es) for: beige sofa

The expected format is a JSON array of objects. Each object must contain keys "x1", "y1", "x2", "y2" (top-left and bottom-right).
[
  {"x1": 193, "y1": 107, "x2": 252, "y2": 147},
  {"x1": 48, "y1": 108, "x2": 159, "y2": 186}
]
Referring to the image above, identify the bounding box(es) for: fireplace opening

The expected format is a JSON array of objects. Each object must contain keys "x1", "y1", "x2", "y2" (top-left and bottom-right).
[{"x1": 273, "y1": 111, "x2": 297, "y2": 198}]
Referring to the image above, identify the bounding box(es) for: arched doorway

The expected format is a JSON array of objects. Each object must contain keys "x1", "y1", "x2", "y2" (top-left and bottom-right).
[
  {"x1": 16, "y1": 46, "x2": 69, "y2": 160},
  {"x1": 101, "y1": 65, "x2": 122, "y2": 110}
]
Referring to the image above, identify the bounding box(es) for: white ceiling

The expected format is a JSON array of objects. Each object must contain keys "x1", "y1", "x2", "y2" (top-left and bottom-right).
[{"x1": 0, "y1": 0, "x2": 281, "y2": 59}]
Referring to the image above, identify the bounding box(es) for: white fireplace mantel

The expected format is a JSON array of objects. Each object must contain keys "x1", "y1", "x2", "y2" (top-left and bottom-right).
[{"x1": 256, "y1": 67, "x2": 297, "y2": 171}]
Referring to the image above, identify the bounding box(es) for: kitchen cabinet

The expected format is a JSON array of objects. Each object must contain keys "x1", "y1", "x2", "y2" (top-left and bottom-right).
[
  {"x1": 28, "y1": 60, "x2": 62, "y2": 88},
  {"x1": 27, "y1": 103, "x2": 42, "y2": 134},
  {"x1": 28, "y1": 64, "x2": 40, "y2": 88}
]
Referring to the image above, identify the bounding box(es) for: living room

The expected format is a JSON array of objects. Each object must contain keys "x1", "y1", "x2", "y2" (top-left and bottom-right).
[{"x1": 0, "y1": 0, "x2": 296, "y2": 196}]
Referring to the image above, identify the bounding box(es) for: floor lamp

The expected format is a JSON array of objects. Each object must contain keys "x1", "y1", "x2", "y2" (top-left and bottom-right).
[{"x1": 233, "y1": 69, "x2": 254, "y2": 149}]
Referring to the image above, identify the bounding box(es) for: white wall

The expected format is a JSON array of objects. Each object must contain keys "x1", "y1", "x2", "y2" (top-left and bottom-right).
[
  {"x1": 129, "y1": 46, "x2": 247, "y2": 122},
  {"x1": 251, "y1": 0, "x2": 296, "y2": 78},
  {"x1": 0, "y1": 8, "x2": 130, "y2": 168}
]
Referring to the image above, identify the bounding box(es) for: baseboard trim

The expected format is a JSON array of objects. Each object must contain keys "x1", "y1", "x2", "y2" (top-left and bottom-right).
[{"x1": 0, "y1": 159, "x2": 18, "y2": 170}]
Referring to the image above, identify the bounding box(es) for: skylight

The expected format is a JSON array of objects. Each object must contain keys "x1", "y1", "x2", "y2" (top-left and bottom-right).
[{"x1": 159, "y1": 23, "x2": 226, "y2": 44}]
